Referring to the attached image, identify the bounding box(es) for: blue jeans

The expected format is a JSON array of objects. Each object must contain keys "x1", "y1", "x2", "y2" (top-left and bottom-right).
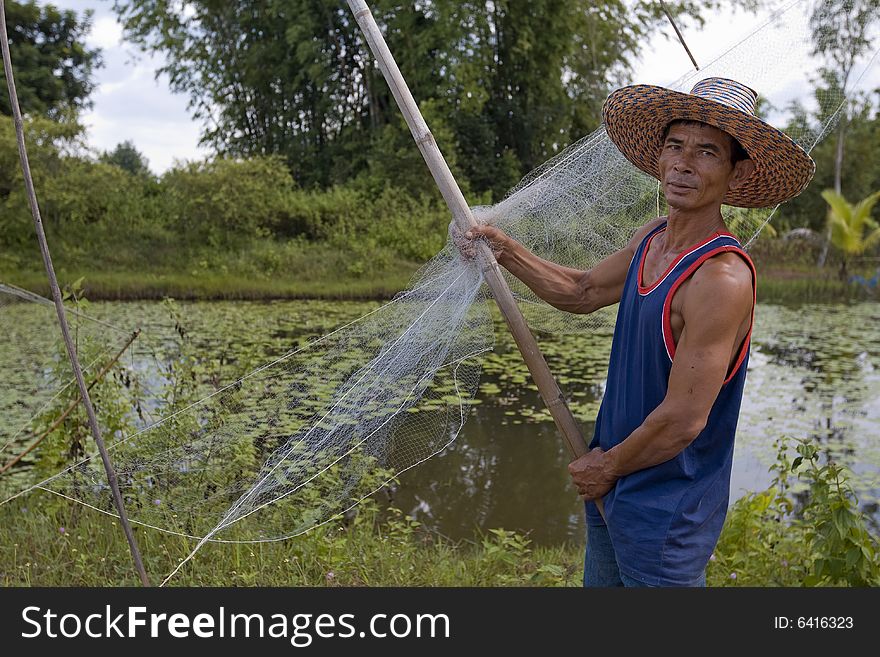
[{"x1": 583, "y1": 523, "x2": 706, "y2": 588}]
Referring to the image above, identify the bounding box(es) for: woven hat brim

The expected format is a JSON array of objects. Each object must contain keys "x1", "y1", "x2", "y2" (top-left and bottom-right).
[{"x1": 603, "y1": 85, "x2": 816, "y2": 208}]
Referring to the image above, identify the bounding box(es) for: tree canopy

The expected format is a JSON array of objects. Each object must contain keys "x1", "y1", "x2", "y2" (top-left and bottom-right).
[
  {"x1": 111, "y1": 0, "x2": 754, "y2": 198},
  {"x1": 777, "y1": 74, "x2": 880, "y2": 234},
  {"x1": 101, "y1": 140, "x2": 152, "y2": 178},
  {"x1": 0, "y1": 0, "x2": 102, "y2": 119}
]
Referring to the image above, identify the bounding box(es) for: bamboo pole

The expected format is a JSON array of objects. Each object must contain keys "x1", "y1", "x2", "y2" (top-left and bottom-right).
[
  {"x1": 0, "y1": 330, "x2": 141, "y2": 476},
  {"x1": 659, "y1": 1, "x2": 700, "y2": 71},
  {"x1": 0, "y1": 1, "x2": 151, "y2": 586},
  {"x1": 347, "y1": 3, "x2": 597, "y2": 485}
]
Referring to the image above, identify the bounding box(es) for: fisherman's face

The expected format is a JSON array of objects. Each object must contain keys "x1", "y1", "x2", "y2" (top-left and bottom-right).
[{"x1": 658, "y1": 122, "x2": 750, "y2": 212}]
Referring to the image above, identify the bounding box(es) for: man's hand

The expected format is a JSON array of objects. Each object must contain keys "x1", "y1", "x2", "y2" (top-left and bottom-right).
[
  {"x1": 568, "y1": 447, "x2": 618, "y2": 501},
  {"x1": 452, "y1": 223, "x2": 511, "y2": 261}
]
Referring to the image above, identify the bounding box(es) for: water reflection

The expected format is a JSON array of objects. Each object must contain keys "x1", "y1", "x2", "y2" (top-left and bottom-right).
[
  {"x1": 394, "y1": 405, "x2": 591, "y2": 545},
  {"x1": 744, "y1": 304, "x2": 880, "y2": 492}
]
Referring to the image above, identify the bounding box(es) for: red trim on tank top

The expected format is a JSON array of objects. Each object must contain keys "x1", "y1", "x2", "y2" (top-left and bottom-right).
[
  {"x1": 661, "y1": 245, "x2": 757, "y2": 385},
  {"x1": 637, "y1": 227, "x2": 737, "y2": 295}
]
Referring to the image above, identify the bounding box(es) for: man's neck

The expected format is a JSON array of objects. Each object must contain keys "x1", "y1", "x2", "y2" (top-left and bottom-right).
[{"x1": 663, "y1": 206, "x2": 728, "y2": 253}]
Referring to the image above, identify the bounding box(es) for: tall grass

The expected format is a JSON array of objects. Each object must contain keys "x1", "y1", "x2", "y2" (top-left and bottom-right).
[
  {"x1": 0, "y1": 494, "x2": 583, "y2": 587},
  {"x1": 2, "y1": 237, "x2": 422, "y2": 300},
  {"x1": 4, "y1": 437, "x2": 878, "y2": 587}
]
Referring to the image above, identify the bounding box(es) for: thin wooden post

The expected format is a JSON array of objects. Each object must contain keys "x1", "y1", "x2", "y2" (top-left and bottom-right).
[
  {"x1": 0, "y1": 1, "x2": 151, "y2": 586},
  {"x1": 347, "y1": 1, "x2": 591, "y2": 466},
  {"x1": 659, "y1": 1, "x2": 700, "y2": 71}
]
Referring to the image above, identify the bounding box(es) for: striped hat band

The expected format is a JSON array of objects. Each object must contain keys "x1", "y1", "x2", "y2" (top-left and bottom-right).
[{"x1": 689, "y1": 78, "x2": 757, "y2": 115}]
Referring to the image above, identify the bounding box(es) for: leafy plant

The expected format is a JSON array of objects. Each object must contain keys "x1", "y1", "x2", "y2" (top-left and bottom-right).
[
  {"x1": 711, "y1": 437, "x2": 880, "y2": 586},
  {"x1": 794, "y1": 440, "x2": 880, "y2": 586},
  {"x1": 821, "y1": 188, "x2": 880, "y2": 280}
]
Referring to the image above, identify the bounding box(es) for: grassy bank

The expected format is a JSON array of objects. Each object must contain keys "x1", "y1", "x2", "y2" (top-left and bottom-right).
[
  {"x1": 5, "y1": 267, "x2": 872, "y2": 305},
  {"x1": 3, "y1": 266, "x2": 421, "y2": 301},
  {"x1": 2, "y1": 439, "x2": 878, "y2": 587},
  {"x1": 1, "y1": 236, "x2": 424, "y2": 301},
  {"x1": 0, "y1": 495, "x2": 585, "y2": 587},
  {"x1": 4, "y1": 239, "x2": 875, "y2": 303},
  {"x1": 756, "y1": 272, "x2": 872, "y2": 304},
  {"x1": 750, "y1": 239, "x2": 879, "y2": 303}
]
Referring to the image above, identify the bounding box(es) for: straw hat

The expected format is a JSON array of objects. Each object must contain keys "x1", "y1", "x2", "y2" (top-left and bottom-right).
[{"x1": 603, "y1": 77, "x2": 816, "y2": 208}]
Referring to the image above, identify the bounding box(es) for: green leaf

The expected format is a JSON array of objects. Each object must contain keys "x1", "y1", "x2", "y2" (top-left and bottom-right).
[
  {"x1": 821, "y1": 189, "x2": 880, "y2": 255},
  {"x1": 845, "y1": 546, "x2": 861, "y2": 569},
  {"x1": 831, "y1": 507, "x2": 845, "y2": 536}
]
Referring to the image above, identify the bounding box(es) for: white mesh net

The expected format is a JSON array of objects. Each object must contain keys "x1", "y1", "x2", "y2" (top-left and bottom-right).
[
  {"x1": 1, "y1": 0, "x2": 876, "y2": 584},
  {"x1": 0, "y1": 283, "x2": 138, "y2": 465}
]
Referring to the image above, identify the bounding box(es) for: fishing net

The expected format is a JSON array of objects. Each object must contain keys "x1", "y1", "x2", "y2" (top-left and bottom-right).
[
  {"x1": 0, "y1": 283, "x2": 138, "y2": 466},
  {"x1": 1, "y1": 0, "x2": 876, "y2": 584}
]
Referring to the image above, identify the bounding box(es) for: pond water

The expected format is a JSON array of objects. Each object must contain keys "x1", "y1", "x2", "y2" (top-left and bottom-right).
[
  {"x1": 2, "y1": 297, "x2": 879, "y2": 546},
  {"x1": 393, "y1": 302, "x2": 880, "y2": 544}
]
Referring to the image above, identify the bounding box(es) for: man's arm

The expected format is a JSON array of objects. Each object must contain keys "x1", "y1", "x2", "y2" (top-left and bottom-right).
[
  {"x1": 463, "y1": 218, "x2": 664, "y2": 314},
  {"x1": 568, "y1": 253, "x2": 754, "y2": 499}
]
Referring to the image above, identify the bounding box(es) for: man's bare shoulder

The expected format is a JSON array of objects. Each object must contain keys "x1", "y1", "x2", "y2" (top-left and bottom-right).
[
  {"x1": 693, "y1": 251, "x2": 754, "y2": 285},
  {"x1": 685, "y1": 252, "x2": 754, "y2": 316}
]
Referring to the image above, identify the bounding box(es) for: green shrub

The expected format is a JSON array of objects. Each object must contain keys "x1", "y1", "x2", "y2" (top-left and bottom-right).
[
  {"x1": 710, "y1": 437, "x2": 880, "y2": 586},
  {"x1": 282, "y1": 185, "x2": 365, "y2": 241},
  {"x1": 161, "y1": 156, "x2": 295, "y2": 245}
]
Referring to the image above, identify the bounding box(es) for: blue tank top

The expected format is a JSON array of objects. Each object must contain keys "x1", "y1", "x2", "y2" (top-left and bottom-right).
[{"x1": 584, "y1": 220, "x2": 756, "y2": 586}]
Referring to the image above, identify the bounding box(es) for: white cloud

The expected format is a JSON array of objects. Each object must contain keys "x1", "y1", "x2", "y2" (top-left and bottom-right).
[
  {"x1": 36, "y1": 0, "x2": 206, "y2": 173},
  {"x1": 88, "y1": 14, "x2": 123, "y2": 49},
  {"x1": 630, "y1": 0, "x2": 880, "y2": 129}
]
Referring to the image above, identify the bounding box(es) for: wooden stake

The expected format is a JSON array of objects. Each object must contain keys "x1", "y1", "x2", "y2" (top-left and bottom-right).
[
  {"x1": 347, "y1": 2, "x2": 603, "y2": 515},
  {"x1": 0, "y1": 1, "x2": 151, "y2": 586},
  {"x1": 659, "y1": 1, "x2": 700, "y2": 71}
]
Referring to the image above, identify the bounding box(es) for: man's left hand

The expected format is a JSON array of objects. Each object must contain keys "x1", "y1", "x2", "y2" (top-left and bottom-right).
[{"x1": 568, "y1": 448, "x2": 618, "y2": 501}]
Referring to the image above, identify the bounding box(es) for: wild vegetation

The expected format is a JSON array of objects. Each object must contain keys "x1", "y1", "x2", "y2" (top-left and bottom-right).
[
  {"x1": 2, "y1": 107, "x2": 878, "y2": 302},
  {"x1": 2, "y1": 433, "x2": 877, "y2": 587},
  {"x1": 2, "y1": 1, "x2": 877, "y2": 301}
]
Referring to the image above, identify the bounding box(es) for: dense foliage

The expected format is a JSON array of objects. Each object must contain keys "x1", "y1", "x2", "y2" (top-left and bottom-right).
[
  {"x1": 0, "y1": 0, "x2": 101, "y2": 118},
  {"x1": 0, "y1": 116, "x2": 453, "y2": 301},
  {"x1": 777, "y1": 87, "x2": 880, "y2": 233},
  {"x1": 110, "y1": 0, "x2": 756, "y2": 197},
  {"x1": 1, "y1": 1, "x2": 877, "y2": 295}
]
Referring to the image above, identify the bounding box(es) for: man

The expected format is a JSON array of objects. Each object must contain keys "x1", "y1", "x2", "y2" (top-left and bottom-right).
[{"x1": 462, "y1": 78, "x2": 815, "y2": 586}]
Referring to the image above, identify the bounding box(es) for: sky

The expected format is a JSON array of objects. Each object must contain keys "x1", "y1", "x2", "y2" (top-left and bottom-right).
[
  {"x1": 30, "y1": 0, "x2": 880, "y2": 174},
  {"x1": 36, "y1": 0, "x2": 209, "y2": 172}
]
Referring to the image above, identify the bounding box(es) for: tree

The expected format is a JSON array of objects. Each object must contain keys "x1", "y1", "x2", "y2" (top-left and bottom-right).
[
  {"x1": 821, "y1": 188, "x2": 880, "y2": 280},
  {"x1": 101, "y1": 140, "x2": 152, "y2": 178},
  {"x1": 111, "y1": 1, "x2": 756, "y2": 196},
  {"x1": 439, "y1": 1, "x2": 751, "y2": 199},
  {"x1": 809, "y1": 0, "x2": 880, "y2": 265},
  {"x1": 112, "y1": 0, "x2": 438, "y2": 188},
  {"x1": 0, "y1": 0, "x2": 101, "y2": 118},
  {"x1": 777, "y1": 83, "x2": 880, "y2": 234}
]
